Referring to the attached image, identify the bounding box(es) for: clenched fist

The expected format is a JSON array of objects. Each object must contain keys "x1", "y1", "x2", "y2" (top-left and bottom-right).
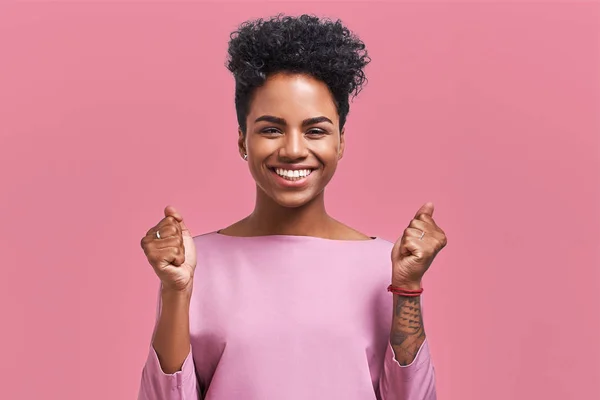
[
  {"x1": 391, "y1": 202, "x2": 447, "y2": 289},
  {"x1": 140, "y1": 205, "x2": 197, "y2": 293}
]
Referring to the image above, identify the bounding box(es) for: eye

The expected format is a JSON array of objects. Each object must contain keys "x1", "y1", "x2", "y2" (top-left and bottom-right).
[
  {"x1": 261, "y1": 127, "x2": 281, "y2": 135},
  {"x1": 306, "y1": 129, "x2": 326, "y2": 136}
]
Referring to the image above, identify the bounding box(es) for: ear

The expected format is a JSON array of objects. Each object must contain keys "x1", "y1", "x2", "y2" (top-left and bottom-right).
[
  {"x1": 238, "y1": 127, "x2": 247, "y2": 159},
  {"x1": 338, "y1": 128, "x2": 345, "y2": 161}
]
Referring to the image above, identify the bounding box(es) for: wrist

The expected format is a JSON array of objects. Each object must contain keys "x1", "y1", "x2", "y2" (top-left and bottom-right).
[
  {"x1": 160, "y1": 284, "x2": 193, "y2": 303},
  {"x1": 390, "y1": 280, "x2": 422, "y2": 291}
]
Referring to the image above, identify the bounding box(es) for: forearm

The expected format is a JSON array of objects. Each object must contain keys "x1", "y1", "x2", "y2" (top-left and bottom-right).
[
  {"x1": 152, "y1": 288, "x2": 192, "y2": 374},
  {"x1": 389, "y1": 283, "x2": 426, "y2": 366}
]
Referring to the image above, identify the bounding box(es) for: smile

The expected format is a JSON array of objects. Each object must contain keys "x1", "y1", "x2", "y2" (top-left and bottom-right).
[
  {"x1": 271, "y1": 168, "x2": 314, "y2": 181},
  {"x1": 268, "y1": 167, "x2": 317, "y2": 188}
]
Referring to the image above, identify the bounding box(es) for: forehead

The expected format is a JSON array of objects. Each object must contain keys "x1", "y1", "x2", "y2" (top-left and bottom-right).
[{"x1": 248, "y1": 73, "x2": 338, "y2": 123}]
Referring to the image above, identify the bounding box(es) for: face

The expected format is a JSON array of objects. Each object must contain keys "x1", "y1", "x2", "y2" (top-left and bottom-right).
[{"x1": 239, "y1": 72, "x2": 345, "y2": 208}]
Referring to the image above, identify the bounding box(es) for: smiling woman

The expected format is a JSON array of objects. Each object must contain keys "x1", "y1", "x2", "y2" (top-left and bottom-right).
[
  {"x1": 137, "y1": 13, "x2": 442, "y2": 400},
  {"x1": 226, "y1": 13, "x2": 368, "y2": 217}
]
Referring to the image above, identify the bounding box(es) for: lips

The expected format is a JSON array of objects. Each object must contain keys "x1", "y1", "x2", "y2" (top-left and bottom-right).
[
  {"x1": 270, "y1": 167, "x2": 314, "y2": 180},
  {"x1": 268, "y1": 167, "x2": 316, "y2": 187}
]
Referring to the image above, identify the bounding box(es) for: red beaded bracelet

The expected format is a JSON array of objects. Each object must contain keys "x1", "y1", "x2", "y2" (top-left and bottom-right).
[{"x1": 387, "y1": 284, "x2": 423, "y2": 297}]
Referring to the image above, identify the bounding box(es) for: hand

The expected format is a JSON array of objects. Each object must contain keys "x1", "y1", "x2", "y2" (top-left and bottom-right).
[
  {"x1": 391, "y1": 202, "x2": 447, "y2": 289},
  {"x1": 140, "y1": 205, "x2": 197, "y2": 293}
]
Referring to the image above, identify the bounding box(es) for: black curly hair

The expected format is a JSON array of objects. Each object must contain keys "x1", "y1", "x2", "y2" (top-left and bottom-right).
[{"x1": 226, "y1": 14, "x2": 371, "y2": 135}]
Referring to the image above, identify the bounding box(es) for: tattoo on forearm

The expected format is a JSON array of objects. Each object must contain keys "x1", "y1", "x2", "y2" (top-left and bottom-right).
[{"x1": 390, "y1": 295, "x2": 425, "y2": 365}]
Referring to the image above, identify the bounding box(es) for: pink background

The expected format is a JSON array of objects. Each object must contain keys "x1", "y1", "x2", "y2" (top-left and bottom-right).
[{"x1": 1, "y1": 1, "x2": 599, "y2": 399}]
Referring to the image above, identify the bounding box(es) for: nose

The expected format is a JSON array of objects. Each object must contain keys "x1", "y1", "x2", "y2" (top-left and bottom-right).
[{"x1": 279, "y1": 130, "x2": 309, "y2": 160}]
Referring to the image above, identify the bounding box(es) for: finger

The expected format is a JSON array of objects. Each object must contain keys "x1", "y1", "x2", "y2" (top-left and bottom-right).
[
  {"x1": 403, "y1": 227, "x2": 428, "y2": 239},
  {"x1": 408, "y1": 218, "x2": 434, "y2": 232},
  {"x1": 399, "y1": 236, "x2": 421, "y2": 256},
  {"x1": 164, "y1": 206, "x2": 191, "y2": 237},
  {"x1": 145, "y1": 217, "x2": 179, "y2": 237},
  {"x1": 150, "y1": 247, "x2": 185, "y2": 269},
  {"x1": 153, "y1": 235, "x2": 183, "y2": 250},
  {"x1": 141, "y1": 224, "x2": 181, "y2": 251},
  {"x1": 178, "y1": 219, "x2": 191, "y2": 237},
  {"x1": 415, "y1": 213, "x2": 433, "y2": 223},
  {"x1": 154, "y1": 217, "x2": 182, "y2": 238},
  {"x1": 414, "y1": 202, "x2": 434, "y2": 220},
  {"x1": 408, "y1": 220, "x2": 445, "y2": 244},
  {"x1": 164, "y1": 205, "x2": 183, "y2": 222},
  {"x1": 416, "y1": 213, "x2": 437, "y2": 226}
]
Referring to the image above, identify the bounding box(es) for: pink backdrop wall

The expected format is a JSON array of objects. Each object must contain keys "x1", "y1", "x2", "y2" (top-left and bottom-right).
[{"x1": 1, "y1": 1, "x2": 599, "y2": 399}]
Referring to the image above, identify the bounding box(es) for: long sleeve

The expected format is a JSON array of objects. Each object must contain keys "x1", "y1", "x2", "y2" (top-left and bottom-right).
[
  {"x1": 378, "y1": 338, "x2": 437, "y2": 400},
  {"x1": 138, "y1": 345, "x2": 200, "y2": 400}
]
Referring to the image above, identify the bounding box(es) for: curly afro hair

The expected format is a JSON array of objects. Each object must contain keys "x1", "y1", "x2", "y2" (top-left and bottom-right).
[{"x1": 226, "y1": 14, "x2": 371, "y2": 134}]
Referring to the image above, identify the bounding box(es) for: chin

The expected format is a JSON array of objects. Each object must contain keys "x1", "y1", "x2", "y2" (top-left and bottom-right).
[{"x1": 271, "y1": 192, "x2": 317, "y2": 208}]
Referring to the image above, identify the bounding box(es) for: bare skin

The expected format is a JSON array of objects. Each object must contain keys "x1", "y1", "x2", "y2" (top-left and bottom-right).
[
  {"x1": 218, "y1": 214, "x2": 372, "y2": 241},
  {"x1": 390, "y1": 286, "x2": 426, "y2": 365}
]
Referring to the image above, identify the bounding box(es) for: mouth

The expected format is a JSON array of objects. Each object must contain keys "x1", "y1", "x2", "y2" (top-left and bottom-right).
[
  {"x1": 269, "y1": 167, "x2": 315, "y2": 180},
  {"x1": 268, "y1": 167, "x2": 317, "y2": 187}
]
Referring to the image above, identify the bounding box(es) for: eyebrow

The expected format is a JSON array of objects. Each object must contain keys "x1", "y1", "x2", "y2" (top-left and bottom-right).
[{"x1": 254, "y1": 115, "x2": 333, "y2": 127}]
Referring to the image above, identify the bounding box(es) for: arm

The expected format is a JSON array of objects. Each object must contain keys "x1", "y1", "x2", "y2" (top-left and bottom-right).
[
  {"x1": 154, "y1": 288, "x2": 193, "y2": 373},
  {"x1": 390, "y1": 285, "x2": 426, "y2": 365},
  {"x1": 138, "y1": 286, "x2": 200, "y2": 400},
  {"x1": 378, "y1": 288, "x2": 436, "y2": 400},
  {"x1": 380, "y1": 202, "x2": 445, "y2": 399}
]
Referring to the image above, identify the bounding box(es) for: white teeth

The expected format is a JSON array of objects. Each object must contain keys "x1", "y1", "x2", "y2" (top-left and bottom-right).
[{"x1": 275, "y1": 168, "x2": 313, "y2": 180}]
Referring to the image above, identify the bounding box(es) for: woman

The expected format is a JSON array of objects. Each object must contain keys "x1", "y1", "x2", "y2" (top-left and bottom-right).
[{"x1": 138, "y1": 14, "x2": 446, "y2": 400}]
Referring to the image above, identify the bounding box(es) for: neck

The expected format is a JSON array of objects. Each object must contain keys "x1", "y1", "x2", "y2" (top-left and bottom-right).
[{"x1": 246, "y1": 187, "x2": 333, "y2": 236}]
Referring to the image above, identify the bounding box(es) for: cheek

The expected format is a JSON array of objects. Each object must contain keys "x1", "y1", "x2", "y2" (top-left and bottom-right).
[
  {"x1": 323, "y1": 160, "x2": 339, "y2": 179},
  {"x1": 248, "y1": 139, "x2": 281, "y2": 164},
  {"x1": 248, "y1": 160, "x2": 265, "y2": 179},
  {"x1": 313, "y1": 140, "x2": 341, "y2": 163}
]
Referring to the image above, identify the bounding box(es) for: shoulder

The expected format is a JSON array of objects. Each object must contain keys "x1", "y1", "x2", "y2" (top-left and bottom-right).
[
  {"x1": 329, "y1": 219, "x2": 373, "y2": 241},
  {"x1": 364, "y1": 236, "x2": 395, "y2": 258},
  {"x1": 330, "y1": 221, "x2": 395, "y2": 252},
  {"x1": 192, "y1": 231, "x2": 220, "y2": 240},
  {"x1": 191, "y1": 230, "x2": 221, "y2": 248}
]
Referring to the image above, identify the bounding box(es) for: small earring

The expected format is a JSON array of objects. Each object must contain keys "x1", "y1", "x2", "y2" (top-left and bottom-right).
[{"x1": 243, "y1": 154, "x2": 248, "y2": 160}]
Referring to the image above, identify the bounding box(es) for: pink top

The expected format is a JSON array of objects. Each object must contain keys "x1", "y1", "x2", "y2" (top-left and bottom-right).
[{"x1": 138, "y1": 232, "x2": 436, "y2": 400}]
